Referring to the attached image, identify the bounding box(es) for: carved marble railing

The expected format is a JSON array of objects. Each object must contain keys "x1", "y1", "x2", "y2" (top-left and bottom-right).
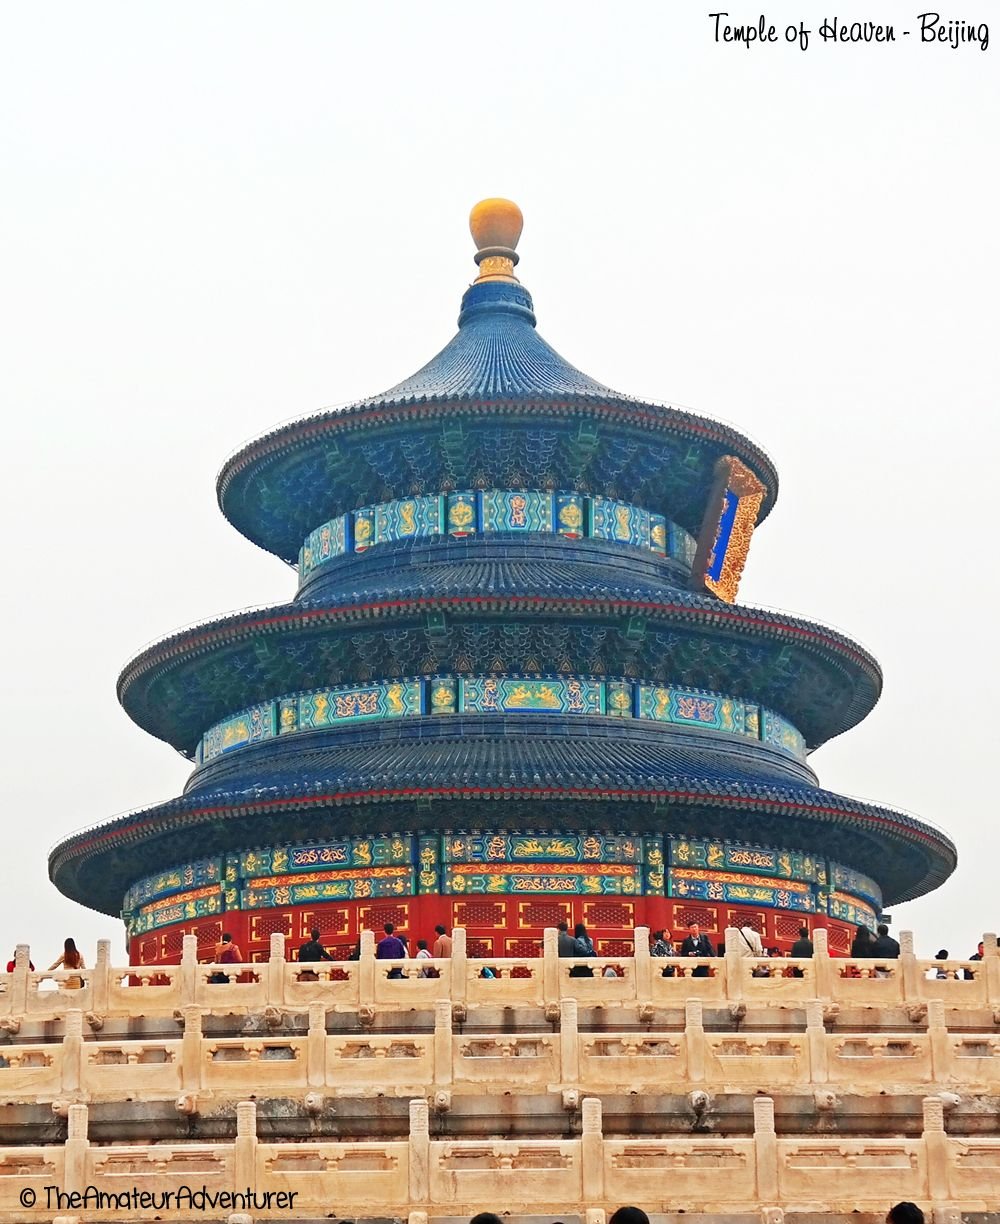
[
  {"x1": 1, "y1": 1097, "x2": 996, "y2": 1217},
  {"x1": 4, "y1": 996, "x2": 1000, "y2": 1105},
  {"x1": 1, "y1": 928, "x2": 998, "y2": 1026}
]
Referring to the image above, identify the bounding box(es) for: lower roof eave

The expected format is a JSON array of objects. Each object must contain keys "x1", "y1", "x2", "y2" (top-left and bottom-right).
[{"x1": 50, "y1": 779, "x2": 956, "y2": 919}]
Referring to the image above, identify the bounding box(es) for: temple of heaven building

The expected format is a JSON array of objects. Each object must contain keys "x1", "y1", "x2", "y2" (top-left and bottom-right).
[{"x1": 50, "y1": 199, "x2": 955, "y2": 966}]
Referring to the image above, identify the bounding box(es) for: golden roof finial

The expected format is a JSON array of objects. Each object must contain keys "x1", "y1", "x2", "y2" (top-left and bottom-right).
[{"x1": 469, "y1": 198, "x2": 523, "y2": 284}]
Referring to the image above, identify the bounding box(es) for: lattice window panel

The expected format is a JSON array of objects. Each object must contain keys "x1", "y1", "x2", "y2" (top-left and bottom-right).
[
  {"x1": 359, "y1": 904, "x2": 408, "y2": 932},
  {"x1": 138, "y1": 937, "x2": 158, "y2": 964},
  {"x1": 195, "y1": 921, "x2": 223, "y2": 947},
  {"x1": 518, "y1": 901, "x2": 572, "y2": 929},
  {"x1": 160, "y1": 929, "x2": 185, "y2": 958},
  {"x1": 505, "y1": 937, "x2": 542, "y2": 958},
  {"x1": 300, "y1": 909, "x2": 349, "y2": 938},
  {"x1": 467, "y1": 937, "x2": 495, "y2": 958},
  {"x1": 775, "y1": 914, "x2": 806, "y2": 940},
  {"x1": 728, "y1": 910, "x2": 765, "y2": 934},
  {"x1": 597, "y1": 938, "x2": 633, "y2": 957},
  {"x1": 454, "y1": 900, "x2": 507, "y2": 928},
  {"x1": 250, "y1": 913, "x2": 293, "y2": 942},
  {"x1": 583, "y1": 901, "x2": 635, "y2": 929},
  {"x1": 827, "y1": 925, "x2": 851, "y2": 953},
  {"x1": 675, "y1": 906, "x2": 717, "y2": 930}
]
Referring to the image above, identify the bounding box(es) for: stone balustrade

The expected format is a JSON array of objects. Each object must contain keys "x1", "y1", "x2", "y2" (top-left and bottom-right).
[
  {"x1": 2, "y1": 1096, "x2": 997, "y2": 1217},
  {"x1": 2, "y1": 928, "x2": 998, "y2": 1025},
  {"x1": 3, "y1": 996, "x2": 1000, "y2": 1105}
]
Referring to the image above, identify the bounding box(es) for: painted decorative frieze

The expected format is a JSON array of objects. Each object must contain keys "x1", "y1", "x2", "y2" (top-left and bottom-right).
[
  {"x1": 197, "y1": 676, "x2": 809, "y2": 766},
  {"x1": 460, "y1": 675, "x2": 604, "y2": 715},
  {"x1": 122, "y1": 831, "x2": 879, "y2": 934},
  {"x1": 298, "y1": 490, "x2": 698, "y2": 578}
]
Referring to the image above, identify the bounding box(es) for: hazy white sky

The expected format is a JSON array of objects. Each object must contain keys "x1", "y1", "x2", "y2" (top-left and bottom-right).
[{"x1": 1, "y1": 3, "x2": 996, "y2": 965}]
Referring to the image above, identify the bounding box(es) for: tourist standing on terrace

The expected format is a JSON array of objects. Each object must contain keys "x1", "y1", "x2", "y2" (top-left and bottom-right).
[
  {"x1": 47, "y1": 938, "x2": 85, "y2": 989},
  {"x1": 680, "y1": 921, "x2": 714, "y2": 977},
  {"x1": 210, "y1": 932, "x2": 242, "y2": 983},
  {"x1": 377, "y1": 923, "x2": 407, "y2": 978},
  {"x1": 557, "y1": 922, "x2": 576, "y2": 957},
  {"x1": 790, "y1": 926, "x2": 814, "y2": 958},
  {"x1": 432, "y1": 924, "x2": 452, "y2": 957}
]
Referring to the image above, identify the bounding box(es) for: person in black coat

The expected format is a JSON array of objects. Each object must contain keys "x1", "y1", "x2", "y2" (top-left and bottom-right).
[
  {"x1": 871, "y1": 923, "x2": 900, "y2": 959},
  {"x1": 679, "y1": 921, "x2": 714, "y2": 977},
  {"x1": 298, "y1": 928, "x2": 333, "y2": 962},
  {"x1": 556, "y1": 921, "x2": 577, "y2": 957},
  {"x1": 790, "y1": 926, "x2": 814, "y2": 958},
  {"x1": 850, "y1": 925, "x2": 874, "y2": 958}
]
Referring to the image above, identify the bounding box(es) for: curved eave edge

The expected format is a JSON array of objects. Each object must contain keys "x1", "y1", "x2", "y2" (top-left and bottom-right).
[
  {"x1": 115, "y1": 594, "x2": 882, "y2": 753},
  {"x1": 216, "y1": 396, "x2": 780, "y2": 561},
  {"x1": 50, "y1": 781, "x2": 955, "y2": 917}
]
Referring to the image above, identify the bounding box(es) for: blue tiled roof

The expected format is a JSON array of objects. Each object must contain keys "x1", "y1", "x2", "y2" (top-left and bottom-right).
[
  {"x1": 185, "y1": 719, "x2": 818, "y2": 798},
  {"x1": 49, "y1": 727, "x2": 956, "y2": 917},
  {"x1": 371, "y1": 282, "x2": 617, "y2": 403}
]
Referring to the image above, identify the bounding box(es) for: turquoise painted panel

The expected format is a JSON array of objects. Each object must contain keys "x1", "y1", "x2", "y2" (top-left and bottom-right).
[
  {"x1": 637, "y1": 685, "x2": 748, "y2": 736},
  {"x1": 129, "y1": 890, "x2": 223, "y2": 936},
  {"x1": 667, "y1": 838, "x2": 824, "y2": 884},
  {"x1": 830, "y1": 862, "x2": 882, "y2": 911},
  {"x1": 375, "y1": 494, "x2": 446, "y2": 546},
  {"x1": 242, "y1": 871, "x2": 413, "y2": 908},
  {"x1": 460, "y1": 675, "x2": 604, "y2": 714},
  {"x1": 240, "y1": 836, "x2": 411, "y2": 878},
  {"x1": 300, "y1": 515, "x2": 347, "y2": 576},
  {"x1": 443, "y1": 833, "x2": 643, "y2": 865},
  {"x1": 480, "y1": 489, "x2": 554, "y2": 533},
  {"x1": 447, "y1": 491, "x2": 477, "y2": 536},
  {"x1": 353, "y1": 506, "x2": 376, "y2": 552},
  {"x1": 642, "y1": 835, "x2": 666, "y2": 895},
  {"x1": 668, "y1": 522, "x2": 698, "y2": 567},
  {"x1": 591, "y1": 496, "x2": 651, "y2": 549},
  {"x1": 668, "y1": 871, "x2": 817, "y2": 913},
  {"x1": 606, "y1": 680, "x2": 632, "y2": 717},
  {"x1": 297, "y1": 679, "x2": 422, "y2": 729},
  {"x1": 429, "y1": 675, "x2": 457, "y2": 714},
  {"x1": 555, "y1": 494, "x2": 585, "y2": 538},
  {"x1": 123, "y1": 857, "x2": 224, "y2": 911},
  {"x1": 418, "y1": 835, "x2": 440, "y2": 894},
  {"x1": 828, "y1": 893, "x2": 878, "y2": 930},
  {"x1": 649, "y1": 513, "x2": 668, "y2": 557},
  {"x1": 201, "y1": 701, "x2": 276, "y2": 763},
  {"x1": 445, "y1": 864, "x2": 640, "y2": 896},
  {"x1": 762, "y1": 709, "x2": 807, "y2": 760}
]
